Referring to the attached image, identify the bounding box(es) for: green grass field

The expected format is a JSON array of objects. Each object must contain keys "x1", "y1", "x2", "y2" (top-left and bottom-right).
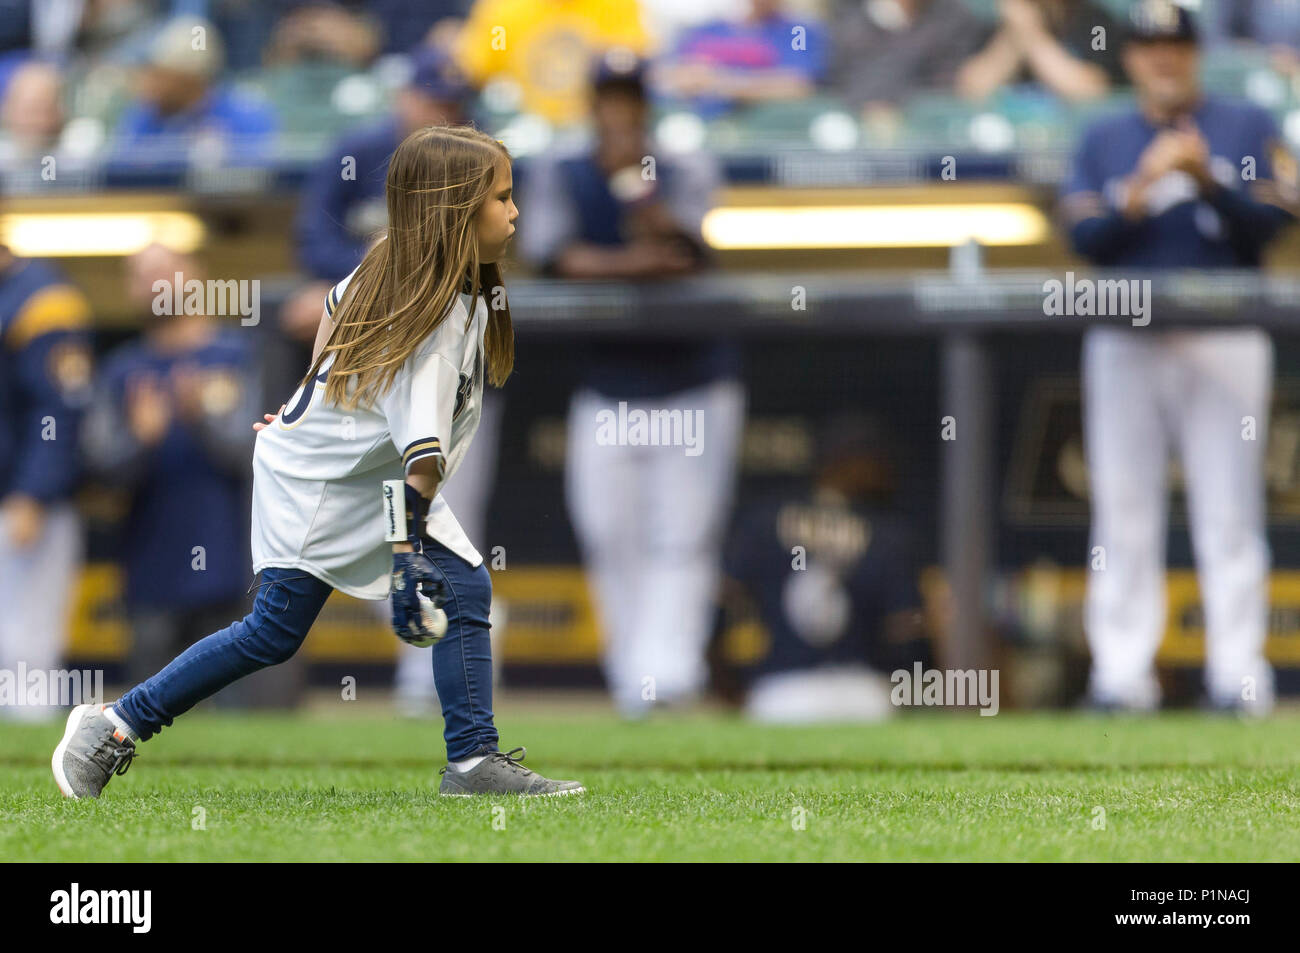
[{"x1": 4, "y1": 704, "x2": 1300, "y2": 861}]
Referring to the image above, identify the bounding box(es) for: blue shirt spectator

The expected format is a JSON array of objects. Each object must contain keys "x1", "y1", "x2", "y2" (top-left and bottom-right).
[
  {"x1": 653, "y1": 0, "x2": 827, "y2": 118},
  {"x1": 111, "y1": 15, "x2": 278, "y2": 171},
  {"x1": 114, "y1": 83, "x2": 278, "y2": 166}
]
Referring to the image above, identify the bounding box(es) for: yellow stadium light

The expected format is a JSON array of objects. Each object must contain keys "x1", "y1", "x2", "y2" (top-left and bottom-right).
[
  {"x1": 0, "y1": 212, "x2": 205, "y2": 257},
  {"x1": 700, "y1": 203, "x2": 1050, "y2": 249}
]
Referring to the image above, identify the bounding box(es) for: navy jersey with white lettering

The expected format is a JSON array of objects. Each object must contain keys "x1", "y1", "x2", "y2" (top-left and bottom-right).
[
  {"x1": 1062, "y1": 95, "x2": 1295, "y2": 267},
  {"x1": 724, "y1": 493, "x2": 927, "y2": 677}
]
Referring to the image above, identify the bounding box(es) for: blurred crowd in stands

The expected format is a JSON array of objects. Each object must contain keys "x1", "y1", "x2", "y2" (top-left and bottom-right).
[{"x1": 4, "y1": 0, "x2": 1300, "y2": 175}]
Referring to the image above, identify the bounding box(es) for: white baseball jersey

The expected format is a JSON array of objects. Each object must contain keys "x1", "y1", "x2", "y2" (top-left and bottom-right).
[{"x1": 250, "y1": 267, "x2": 489, "y2": 599}]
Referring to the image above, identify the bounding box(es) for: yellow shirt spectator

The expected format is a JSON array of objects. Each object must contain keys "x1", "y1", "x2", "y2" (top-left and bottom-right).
[{"x1": 457, "y1": 0, "x2": 653, "y2": 126}]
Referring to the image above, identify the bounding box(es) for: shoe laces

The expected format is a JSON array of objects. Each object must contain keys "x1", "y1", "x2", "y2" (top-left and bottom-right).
[
  {"x1": 439, "y1": 748, "x2": 530, "y2": 777},
  {"x1": 90, "y1": 732, "x2": 136, "y2": 778},
  {"x1": 491, "y1": 747, "x2": 533, "y2": 775}
]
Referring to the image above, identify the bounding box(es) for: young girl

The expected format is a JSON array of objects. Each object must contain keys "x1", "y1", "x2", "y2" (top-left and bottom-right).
[{"x1": 53, "y1": 125, "x2": 584, "y2": 798}]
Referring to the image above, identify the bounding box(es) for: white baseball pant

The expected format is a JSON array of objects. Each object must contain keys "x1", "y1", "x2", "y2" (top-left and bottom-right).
[
  {"x1": 1082, "y1": 326, "x2": 1273, "y2": 712},
  {"x1": 566, "y1": 378, "x2": 746, "y2": 715},
  {"x1": 0, "y1": 503, "x2": 82, "y2": 722}
]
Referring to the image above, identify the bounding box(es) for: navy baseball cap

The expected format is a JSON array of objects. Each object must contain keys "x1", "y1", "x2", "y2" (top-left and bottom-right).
[
  {"x1": 408, "y1": 47, "x2": 471, "y2": 104},
  {"x1": 1128, "y1": 0, "x2": 1199, "y2": 44},
  {"x1": 591, "y1": 46, "x2": 647, "y2": 96}
]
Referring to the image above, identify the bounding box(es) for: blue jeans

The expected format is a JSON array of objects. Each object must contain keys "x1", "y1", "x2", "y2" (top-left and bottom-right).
[{"x1": 115, "y1": 545, "x2": 500, "y2": 761}]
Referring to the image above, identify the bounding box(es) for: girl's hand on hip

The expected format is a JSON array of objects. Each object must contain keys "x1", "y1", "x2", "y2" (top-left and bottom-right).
[{"x1": 253, "y1": 404, "x2": 287, "y2": 432}]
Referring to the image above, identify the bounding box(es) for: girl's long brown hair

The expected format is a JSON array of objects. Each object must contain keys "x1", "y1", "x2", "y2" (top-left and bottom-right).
[{"x1": 304, "y1": 124, "x2": 515, "y2": 410}]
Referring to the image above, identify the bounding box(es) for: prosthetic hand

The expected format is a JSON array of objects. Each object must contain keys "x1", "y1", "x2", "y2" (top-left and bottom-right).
[
  {"x1": 391, "y1": 552, "x2": 448, "y2": 647},
  {"x1": 384, "y1": 480, "x2": 448, "y2": 647}
]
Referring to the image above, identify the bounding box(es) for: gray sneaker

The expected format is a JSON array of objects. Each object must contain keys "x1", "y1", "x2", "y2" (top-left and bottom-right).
[
  {"x1": 51, "y1": 704, "x2": 137, "y2": 799},
  {"x1": 439, "y1": 747, "x2": 585, "y2": 796}
]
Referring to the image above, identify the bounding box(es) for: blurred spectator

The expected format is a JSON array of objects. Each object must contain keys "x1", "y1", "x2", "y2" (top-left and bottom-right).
[
  {"x1": 826, "y1": 0, "x2": 988, "y2": 116},
  {"x1": 0, "y1": 242, "x2": 93, "y2": 722},
  {"x1": 264, "y1": 2, "x2": 382, "y2": 67},
  {"x1": 723, "y1": 414, "x2": 930, "y2": 722},
  {"x1": 957, "y1": 0, "x2": 1126, "y2": 102},
  {"x1": 518, "y1": 51, "x2": 744, "y2": 717},
  {"x1": 112, "y1": 15, "x2": 277, "y2": 168},
  {"x1": 0, "y1": 0, "x2": 159, "y2": 60},
  {"x1": 1059, "y1": 0, "x2": 1296, "y2": 713},
  {"x1": 1204, "y1": 0, "x2": 1300, "y2": 78},
  {"x1": 81, "y1": 244, "x2": 267, "y2": 696},
  {"x1": 0, "y1": 1, "x2": 160, "y2": 157},
  {"x1": 203, "y1": 1, "x2": 474, "y2": 70},
  {"x1": 0, "y1": 60, "x2": 65, "y2": 168},
  {"x1": 639, "y1": 0, "x2": 750, "y2": 50},
  {"x1": 253, "y1": 0, "x2": 475, "y2": 62},
  {"x1": 650, "y1": 0, "x2": 828, "y2": 118},
  {"x1": 69, "y1": 0, "x2": 162, "y2": 64},
  {"x1": 0, "y1": 0, "x2": 59, "y2": 56},
  {"x1": 294, "y1": 47, "x2": 472, "y2": 285},
  {"x1": 206, "y1": 0, "x2": 282, "y2": 72},
  {"x1": 1207, "y1": 0, "x2": 1300, "y2": 48},
  {"x1": 364, "y1": 0, "x2": 474, "y2": 54},
  {"x1": 455, "y1": 0, "x2": 652, "y2": 126}
]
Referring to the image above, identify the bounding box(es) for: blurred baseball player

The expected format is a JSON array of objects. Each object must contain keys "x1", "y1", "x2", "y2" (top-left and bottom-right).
[
  {"x1": 0, "y1": 243, "x2": 93, "y2": 722},
  {"x1": 1061, "y1": 0, "x2": 1297, "y2": 713},
  {"x1": 518, "y1": 50, "x2": 744, "y2": 717},
  {"x1": 723, "y1": 414, "x2": 931, "y2": 722}
]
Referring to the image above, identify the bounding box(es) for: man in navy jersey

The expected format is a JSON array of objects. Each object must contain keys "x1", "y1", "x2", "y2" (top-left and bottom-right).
[
  {"x1": 519, "y1": 48, "x2": 745, "y2": 717},
  {"x1": 723, "y1": 414, "x2": 930, "y2": 721},
  {"x1": 0, "y1": 245, "x2": 93, "y2": 722},
  {"x1": 1060, "y1": 0, "x2": 1297, "y2": 713}
]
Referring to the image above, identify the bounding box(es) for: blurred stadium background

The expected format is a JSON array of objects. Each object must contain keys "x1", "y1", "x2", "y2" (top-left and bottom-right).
[{"x1": 4, "y1": 0, "x2": 1300, "y2": 723}]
